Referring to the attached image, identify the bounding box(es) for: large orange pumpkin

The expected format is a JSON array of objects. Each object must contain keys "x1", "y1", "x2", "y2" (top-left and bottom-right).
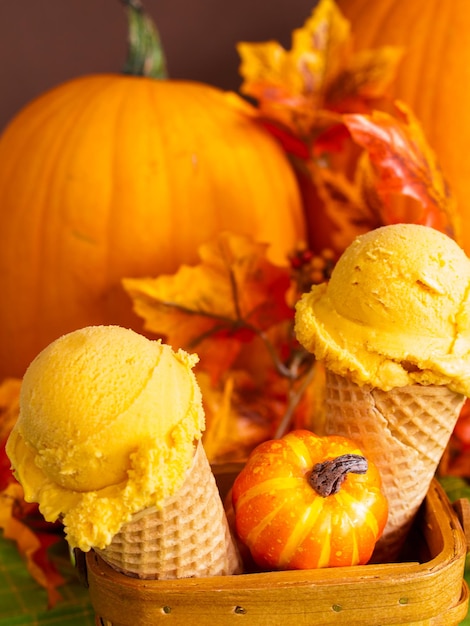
[
  {"x1": 0, "y1": 9, "x2": 305, "y2": 380},
  {"x1": 336, "y1": 0, "x2": 470, "y2": 253}
]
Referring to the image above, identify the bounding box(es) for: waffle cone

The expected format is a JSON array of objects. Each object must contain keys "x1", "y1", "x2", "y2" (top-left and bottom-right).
[
  {"x1": 95, "y1": 442, "x2": 242, "y2": 579},
  {"x1": 324, "y1": 371, "x2": 465, "y2": 562}
]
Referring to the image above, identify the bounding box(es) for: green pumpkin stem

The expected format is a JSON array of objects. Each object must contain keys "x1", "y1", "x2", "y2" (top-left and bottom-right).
[
  {"x1": 121, "y1": 0, "x2": 167, "y2": 79},
  {"x1": 309, "y1": 454, "x2": 368, "y2": 497}
]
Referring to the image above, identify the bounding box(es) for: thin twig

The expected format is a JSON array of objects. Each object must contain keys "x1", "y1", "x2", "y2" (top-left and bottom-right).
[{"x1": 274, "y1": 361, "x2": 317, "y2": 439}]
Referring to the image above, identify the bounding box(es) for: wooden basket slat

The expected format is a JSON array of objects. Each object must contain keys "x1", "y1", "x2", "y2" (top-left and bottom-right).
[{"x1": 86, "y1": 480, "x2": 468, "y2": 626}]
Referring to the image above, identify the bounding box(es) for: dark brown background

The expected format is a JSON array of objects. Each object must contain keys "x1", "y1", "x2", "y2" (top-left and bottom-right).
[{"x1": 0, "y1": 0, "x2": 318, "y2": 132}]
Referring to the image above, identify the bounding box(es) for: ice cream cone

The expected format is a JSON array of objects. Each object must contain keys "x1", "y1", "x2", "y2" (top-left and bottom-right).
[
  {"x1": 95, "y1": 442, "x2": 243, "y2": 579},
  {"x1": 323, "y1": 370, "x2": 465, "y2": 562}
]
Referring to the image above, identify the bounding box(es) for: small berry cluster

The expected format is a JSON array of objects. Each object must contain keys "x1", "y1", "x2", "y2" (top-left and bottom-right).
[{"x1": 289, "y1": 246, "x2": 336, "y2": 294}]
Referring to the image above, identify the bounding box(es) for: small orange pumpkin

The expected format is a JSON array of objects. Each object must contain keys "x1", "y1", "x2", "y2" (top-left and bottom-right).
[{"x1": 232, "y1": 429, "x2": 388, "y2": 570}]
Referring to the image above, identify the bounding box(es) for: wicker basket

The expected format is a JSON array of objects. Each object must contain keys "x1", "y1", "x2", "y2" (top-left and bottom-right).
[{"x1": 81, "y1": 474, "x2": 469, "y2": 626}]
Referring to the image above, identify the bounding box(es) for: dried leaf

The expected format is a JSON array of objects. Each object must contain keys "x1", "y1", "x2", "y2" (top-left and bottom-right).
[
  {"x1": 0, "y1": 482, "x2": 64, "y2": 608},
  {"x1": 123, "y1": 232, "x2": 293, "y2": 382},
  {"x1": 237, "y1": 0, "x2": 347, "y2": 136},
  {"x1": 0, "y1": 379, "x2": 66, "y2": 607},
  {"x1": 292, "y1": 0, "x2": 351, "y2": 87},
  {"x1": 237, "y1": 0, "x2": 402, "y2": 138},
  {"x1": 326, "y1": 46, "x2": 403, "y2": 110},
  {"x1": 199, "y1": 372, "x2": 272, "y2": 464},
  {"x1": 259, "y1": 120, "x2": 311, "y2": 159},
  {"x1": 343, "y1": 100, "x2": 460, "y2": 238},
  {"x1": 0, "y1": 378, "x2": 21, "y2": 492},
  {"x1": 295, "y1": 360, "x2": 327, "y2": 433},
  {"x1": 307, "y1": 160, "x2": 380, "y2": 253},
  {"x1": 438, "y1": 476, "x2": 470, "y2": 502},
  {"x1": 0, "y1": 378, "x2": 20, "y2": 443},
  {"x1": 313, "y1": 122, "x2": 352, "y2": 156},
  {"x1": 200, "y1": 358, "x2": 312, "y2": 464}
]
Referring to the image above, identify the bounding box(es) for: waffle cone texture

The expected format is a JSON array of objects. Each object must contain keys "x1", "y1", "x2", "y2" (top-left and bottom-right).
[
  {"x1": 95, "y1": 442, "x2": 242, "y2": 579},
  {"x1": 324, "y1": 371, "x2": 465, "y2": 562}
]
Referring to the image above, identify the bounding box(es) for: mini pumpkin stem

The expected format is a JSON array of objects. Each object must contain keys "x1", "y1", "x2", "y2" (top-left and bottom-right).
[
  {"x1": 309, "y1": 454, "x2": 368, "y2": 497},
  {"x1": 120, "y1": 0, "x2": 167, "y2": 79}
]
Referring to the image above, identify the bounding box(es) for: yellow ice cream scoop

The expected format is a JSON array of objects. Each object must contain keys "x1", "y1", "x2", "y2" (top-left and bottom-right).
[
  {"x1": 6, "y1": 325, "x2": 205, "y2": 550},
  {"x1": 295, "y1": 224, "x2": 470, "y2": 395}
]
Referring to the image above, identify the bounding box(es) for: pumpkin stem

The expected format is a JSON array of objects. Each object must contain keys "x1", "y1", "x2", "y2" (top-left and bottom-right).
[
  {"x1": 309, "y1": 454, "x2": 368, "y2": 497},
  {"x1": 120, "y1": 0, "x2": 167, "y2": 79}
]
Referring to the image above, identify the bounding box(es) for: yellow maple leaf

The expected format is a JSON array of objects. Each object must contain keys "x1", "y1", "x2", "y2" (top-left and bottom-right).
[
  {"x1": 326, "y1": 46, "x2": 404, "y2": 108},
  {"x1": 123, "y1": 232, "x2": 293, "y2": 382},
  {"x1": 237, "y1": 0, "x2": 402, "y2": 139}
]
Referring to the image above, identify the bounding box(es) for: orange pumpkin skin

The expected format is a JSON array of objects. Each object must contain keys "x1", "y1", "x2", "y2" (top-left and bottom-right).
[
  {"x1": 0, "y1": 76, "x2": 305, "y2": 379},
  {"x1": 336, "y1": 0, "x2": 470, "y2": 253},
  {"x1": 232, "y1": 429, "x2": 388, "y2": 570}
]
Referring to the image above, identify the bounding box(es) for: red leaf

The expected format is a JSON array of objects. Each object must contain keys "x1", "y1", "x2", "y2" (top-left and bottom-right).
[
  {"x1": 343, "y1": 101, "x2": 459, "y2": 238},
  {"x1": 260, "y1": 120, "x2": 311, "y2": 159},
  {"x1": 0, "y1": 482, "x2": 65, "y2": 608}
]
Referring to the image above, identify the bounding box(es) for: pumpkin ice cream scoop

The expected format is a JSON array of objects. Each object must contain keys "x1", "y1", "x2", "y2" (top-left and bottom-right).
[
  {"x1": 295, "y1": 223, "x2": 470, "y2": 395},
  {"x1": 294, "y1": 224, "x2": 470, "y2": 560},
  {"x1": 6, "y1": 325, "x2": 241, "y2": 579}
]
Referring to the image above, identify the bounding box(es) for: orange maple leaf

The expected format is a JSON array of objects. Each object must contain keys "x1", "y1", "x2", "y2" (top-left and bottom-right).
[
  {"x1": 0, "y1": 378, "x2": 21, "y2": 447},
  {"x1": 326, "y1": 46, "x2": 404, "y2": 111},
  {"x1": 0, "y1": 379, "x2": 21, "y2": 496},
  {"x1": 0, "y1": 482, "x2": 64, "y2": 608},
  {"x1": 343, "y1": 100, "x2": 461, "y2": 240},
  {"x1": 200, "y1": 344, "x2": 320, "y2": 465},
  {"x1": 306, "y1": 159, "x2": 381, "y2": 255},
  {"x1": 0, "y1": 378, "x2": 65, "y2": 608},
  {"x1": 198, "y1": 371, "x2": 275, "y2": 464},
  {"x1": 237, "y1": 0, "x2": 402, "y2": 140},
  {"x1": 123, "y1": 232, "x2": 293, "y2": 382}
]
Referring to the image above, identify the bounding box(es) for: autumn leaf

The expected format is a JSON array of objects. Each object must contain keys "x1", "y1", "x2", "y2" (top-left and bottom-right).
[
  {"x1": 259, "y1": 120, "x2": 311, "y2": 160},
  {"x1": 440, "y1": 400, "x2": 470, "y2": 478},
  {"x1": 200, "y1": 348, "x2": 320, "y2": 465},
  {"x1": 343, "y1": 100, "x2": 460, "y2": 239},
  {"x1": 326, "y1": 46, "x2": 404, "y2": 111},
  {"x1": 237, "y1": 0, "x2": 402, "y2": 140},
  {"x1": 0, "y1": 378, "x2": 21, "y2": 492},
  {"x1": 306, "y1": 159, "x2": 381, "y2": 254},
  {"x1": 0, "y1": 482, "x2": 65, "y2": 608},
  {"x1": 123, "y1": 232, "x2": 293, "y2": 382},
  {"x1": 0, "y1": 378, "x2": 20, "y2": 446},
  {"x1": 0, "y1": 378, "x2": 66, "y2": 607},
  {"x1": 199, "y1": 371, "x2": 275, "y2": 464}
]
